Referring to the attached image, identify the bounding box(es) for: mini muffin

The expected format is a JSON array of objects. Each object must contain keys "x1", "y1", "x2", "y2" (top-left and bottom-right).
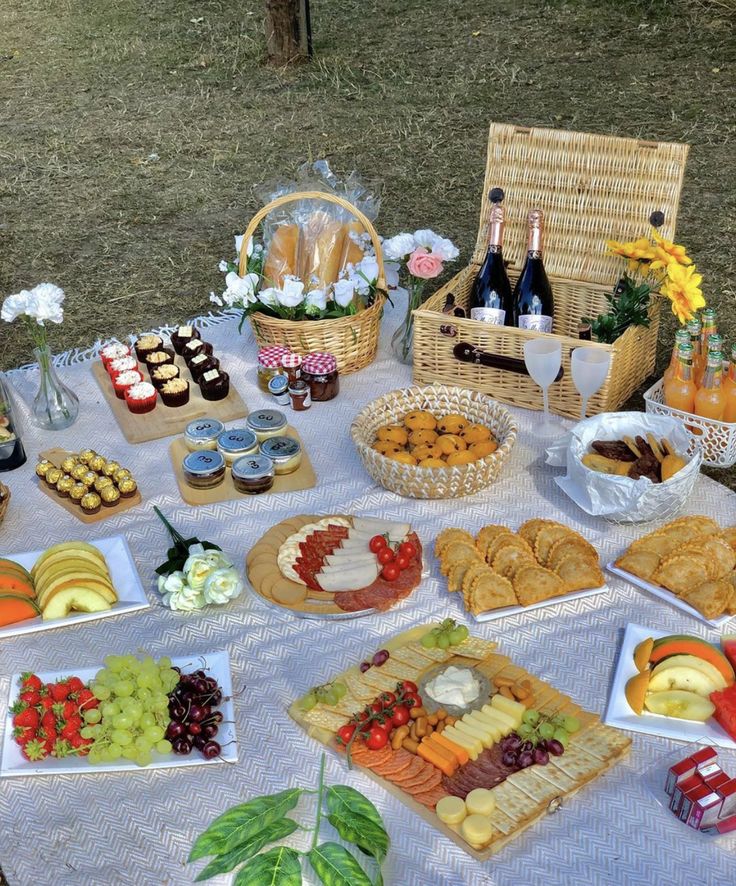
[
  {"x1": 199, "y1": 369, "x2": 229, "y2": 401},
  {"x1": 134, "y1": 333, "x2": 163, "y2": 361},
  {"x1": 100, "y1": 486, "x2": 121, "y2": 508},
  {"x1": 80, "y1": 492, "x2": 102, "y2": 514},
  {"x1": 376, "y1": 425, "x2": 409, "y2": 446},
  {"x1": 45, "y1": 467, "x2": 63, "y2": 487},
  {"x1": 409, "y1": 428, "x2": 438, "y2": 447},
  {"x1": 373, "y1": 440, "x2": 403, "y2": 456},
  {"x1": 94, "y1": 476, "x2": 114, "y2": 493},
  {"x1": 160, "y1": 377, "x2": 190, "y2": 407},
  {"x1": 412, "y1": 443, "x2": 444, "y2": 461},
  {"x1": 387, "y1": 450, "x2": 417, "y2": 466},
  {"x1": 404, "y1": 410, "x2": 437, "y2": 431},
  {"x1": 170, "y1": 324, "x2": 201, "y2": 355},
  {"x1": 438, "y1": 413, "x2": 468, "y2": 434},
  {"x1": 446, "y1": 450, "x2": 476, "y2": 466},
  {"x1": 69, "y1": 482, "x2": 87, "y2": 501},
  {"x1": 150, "y1": 363, "x2": 180, "y2": 390},
  {"x1": 437, "y1": 434, "x2": 467, "y2": 455},
  {"x1": 470, "y1": 439, "x2": 498, "y2": 459},
  {"x1": 56, "y1": 475, "x2": 74, "y2": 497},
  {"x1": 419, "y1": 457, "x2": 447, "y2": 468},
  {"x1": 117, "y1": 477, "x2": 138, "y2": 497}
]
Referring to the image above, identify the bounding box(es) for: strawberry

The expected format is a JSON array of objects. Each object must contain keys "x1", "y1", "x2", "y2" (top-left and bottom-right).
[
  {"x1": 22, "y1": 739, "x2": 48, "y2": 761},
  {"x1": 51, "y1": 739, "x2": 72, "y2": 759},
  {"x1": 20, "y1": 673, "x2": 43, "y2": 692},
  {"x1": 67, "y1": 676, "x2": 84, "y2": 695},
  {"x1": 77, "y1": 689, "x2": 97, "y2": 710},
  {"x1": 19, "y1": 689, "x2": 41, "y2": 706},
  {"x1": 60, "y1": 700, "x2": 78, "y2": 720},
  {"x1": 12, "y1": 725, "x2": 36, "y2": 745},
  {"x1": 41, "y1": 710, "x2": 57, "y2": 733},
  {"x1": 50, "y1": 682, "x2": 71, "y2": 702},
  {"x1": 13, "y1": 707, "x2": 40, "y2": 729},
  {"x1": 38, "y1": 696, "x2": 54, "y2": 712},
  {"x1": 42, "y1": 738, "x2": 55, "y2": 756},
  {"x1": 60, "y1": 718, "x2": 82, "y2": 741}
]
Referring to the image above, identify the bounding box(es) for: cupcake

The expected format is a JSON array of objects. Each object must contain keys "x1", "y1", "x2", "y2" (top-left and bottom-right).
[
  {"x1": 199, "y1": 369, "x2": 230, "y2": 401},
  {"x1": 188, "y1": 353, "x2": 219, "y2": 383},
  {"x1": 170, "y1": 324, "x2": 201, "y2": 355},
  {"x1": 183, "y1": 339, "x2": 213, "y2": 366},
  {"x1": 69, "y1": 482, "x2": 87, "y2": 502},
  {"x1": 117, "y1": 477, "x2": 138, "y2": 497},
  {"x1": 151, "y1": 363, "x2": 180, "y2": 390},
  {"x1": 94, "y1": 476, "x2": 113, "y2": 493},
  {"x1": 134, "y1": 334, "x2": 163, "y2": 361},
  {"x1": 112, "y1": 368, "x2": 144, "y2": 400},
  {"x1": 100, "y1": 342, "x2": 132, "y2": 370},
  {"x1": 160, "y1": 378, "x2": 190, "y2": 408},
  {"x1": 124, "y1": 381, "x2": 158, "y2": 414},
  {"x1": 56, "y1": 475, "x2": 74, "y2": 497},
  {"x1": 80, "y1": 492, "x2": 102, "y2": 514},
  {"x1": 144, "y1": 349, "x2": 175, "y2": 377},
  {"x1": 99, "y1": 486, "x2": 121, "y2": 508},
  {"x1": 107, "y1": 355, "x2": 138, "y2": 378}
]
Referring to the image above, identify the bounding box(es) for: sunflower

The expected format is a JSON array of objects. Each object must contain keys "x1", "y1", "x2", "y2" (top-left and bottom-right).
[
  {"x1": 660, "y1": 263, "x2": 705, "y2": 324},
  {"x1": 606, "y1": 237, "x2": 656, "y2": 274},
  {"x1": 650, "y1": 229, "x2": 692, "y2": 268}
]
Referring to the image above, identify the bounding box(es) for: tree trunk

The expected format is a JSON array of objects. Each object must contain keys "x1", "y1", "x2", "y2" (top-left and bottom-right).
[{"x1": 264, "y1": 0, "x2": 311, "y2": 66}]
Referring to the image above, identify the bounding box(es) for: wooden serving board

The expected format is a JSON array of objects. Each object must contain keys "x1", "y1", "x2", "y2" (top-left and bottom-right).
[
  {"x1": 289, "y1": 624, "x2": 632, "y2": 861},
  {"x1": 168, "y1": 428, "x2": 316, "y2": 506},
  {"x1": 92, "y1": 358, "x2": 248, "y2": 444},
  {"x1": 36, "y1": 449, "x2": 142, "y2": 524}
]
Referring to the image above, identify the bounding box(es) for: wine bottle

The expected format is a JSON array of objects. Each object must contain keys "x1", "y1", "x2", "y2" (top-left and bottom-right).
[
  {"x1": 469, "y1": 189, "x2": 513, "y2": 325},
  {"x1": 513, "y1": 209, "x2": 554, "y2": 333}
]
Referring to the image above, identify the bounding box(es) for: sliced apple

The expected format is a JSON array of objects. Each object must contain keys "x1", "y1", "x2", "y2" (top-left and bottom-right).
[
  {"x1": 32, "y1": 543, "x2": 106, "y2": 578},
  {"x1": 633, "y1": 637, "x2": 654, "y2": 673},
  {"x1": 40, "y1": 575, "x2": 117, "y2": 607},
  {"x1": 647, "y1": 666, "x2": 721, "y2": 697},
  {"x1": 35, "y1": 557, "x2": 110, "y2": 589},
  {"x1": 41, "y1": 586, "x2": 112, "y2": 621},
  {"x1": 650, "y1": 655, "x2": 727, "y2": 691},
  {"x1": 644, "y1": 689, "x2": 715, "y2": 722}
]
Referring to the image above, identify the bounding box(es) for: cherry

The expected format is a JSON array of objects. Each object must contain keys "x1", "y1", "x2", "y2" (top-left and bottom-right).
[
  {"x1": 202, "y1": 741, "x2": 221, "y2": 760},
  {"x1": 172, "y1": 737, "x2": 192, "y2": 755}
]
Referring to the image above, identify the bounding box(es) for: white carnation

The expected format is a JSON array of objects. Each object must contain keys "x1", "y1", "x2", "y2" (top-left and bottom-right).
[{"x1": 382, "y1": 233, "x2": 416, "y2": 261}]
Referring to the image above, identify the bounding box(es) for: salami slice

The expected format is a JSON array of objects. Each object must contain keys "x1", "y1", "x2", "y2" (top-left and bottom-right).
[
  {"x1": 392, "y1": 755, "x2": 429, "y2": 784},
  {"x1": 411, "y1": 785, "x2": 448, "y2": 809}
]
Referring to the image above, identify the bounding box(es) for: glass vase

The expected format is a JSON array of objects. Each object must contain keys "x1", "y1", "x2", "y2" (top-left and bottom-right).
[
  {"x1": 390, "y1": 281, "x2": 425, "y2": 366},
  {"x1": 31, "y1": 346, "x2": 79, "y2": 431}
]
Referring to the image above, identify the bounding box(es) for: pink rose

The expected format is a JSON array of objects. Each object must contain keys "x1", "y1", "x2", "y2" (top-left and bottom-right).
[{"x1": 406, "y1": 247, "x2": 444, "y2": 280}]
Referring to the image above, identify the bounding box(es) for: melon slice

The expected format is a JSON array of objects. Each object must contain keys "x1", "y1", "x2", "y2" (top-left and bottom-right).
[
  {"x1": 722, "y1": 635, "x2": 736, "y2": 672},
  {"x1": 649, "y1": 635, "x2": 734, "y2": 685},
  {"x1": 0, "y1": 570, "x2": 36, "y2": 599},
  {"x1": 0, "y1": 593, "x2": 41, "y2": 627},
  {"x1": 633, "y1": 637, "x2": 654, "y2": 673},
  {"x1": 41, "y1": 587, "x2": 112, "y2": 621},
  {"x1": 651, "y1": 655, "x2": 727, "y2": 690},
  {"x1": 644, "y1": 689, "x2": 715, "y2": 722}
]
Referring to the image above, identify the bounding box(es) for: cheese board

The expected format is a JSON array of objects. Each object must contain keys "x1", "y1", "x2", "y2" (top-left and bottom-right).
[
  {"x1": 289, "y1": 623, "x2": 631, "y2": 859},
  {"x1": 246, "y1": 514, "x2": 424, "y2": 618}
]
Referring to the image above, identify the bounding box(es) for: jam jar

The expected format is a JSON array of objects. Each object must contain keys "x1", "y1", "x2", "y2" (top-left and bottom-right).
[
  {"x1": 257, "y1": 346, "x2": 290, "y2": 393},
  {"x1": 216, "y1": 428, "x2": 259, "y2": 466},
  {"x1": 280, "y1": 352, "x2": 303, "y2": 384},
  {"x1": 260, "y1": 436, "x2": 302, "y2": 475},
  {"x1": 301, "y1": 352, "x2": 339, "y2": 402},
  {"x1": 184, "y1": 418, "x2": 225, "y2": 451},
  {"x1": 246, "y1": 409, "x2": 288, "y2": 442},
  {"x1": 288, "y1": 379, "x2": 311, "y2": 411},
  {"x1": 268, "y1": 374, "x2": 290, "y2": 406},
  {"x1": 182, "y1": 450, "x2": 226, "y2": 489},
  {"x1": 231, "y1": 454, "x2": 275, "y2": 494}
]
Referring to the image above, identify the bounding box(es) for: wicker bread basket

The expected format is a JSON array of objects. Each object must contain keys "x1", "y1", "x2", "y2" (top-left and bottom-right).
[
  {"x1": 0, "y1": 482, "x2": 10, "y2": 527},
  {"x1": 351, "y1": 385, "x2": 517, "y2": 499},
  {"x1": 238, "y1": 191, "x2": 386, "y2": 375},
  {"x1": 413, "y1": 123, "x2": 690, "y2": 418}
]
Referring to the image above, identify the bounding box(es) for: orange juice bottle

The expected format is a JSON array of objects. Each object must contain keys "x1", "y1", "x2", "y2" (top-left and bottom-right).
[
  {"x1": 687, "y1": 319, "x2": 705, "y2": 387},
  {"x1": 664, "y1": 342, "x2": 696, "y2": 413},
  {"x1": 694, "y1": 351, "x2": 726, "y2": 420},
  {"x1": 664, "y1": 329, "x2": 691, "y2": 386},
  {"x1": 724, "y1": 344, "x2": 736, "y2": 423},
  {"x1": 698, "y1": 309, "x2": 718, "y2": 383}
]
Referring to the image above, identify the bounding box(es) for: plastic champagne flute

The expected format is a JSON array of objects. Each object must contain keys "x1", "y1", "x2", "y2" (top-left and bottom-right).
[
  {"x1": 571, "y1": 347, "x2": 612, "y2": 419},
  {"x1": 523, "y1": 339, "x2": 563, "y2": 436}
]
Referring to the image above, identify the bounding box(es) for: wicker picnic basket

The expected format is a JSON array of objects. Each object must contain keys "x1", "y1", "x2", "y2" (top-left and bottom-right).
[
  {"x1": 351, "y1": 385, "x2": 517, "y2": 499},
  {"x1": 238, "y1": 190, "x2": 386, "y2": 375},
  {"x1": 412, "y1": 123, "x2": 690, "y2": 418}
]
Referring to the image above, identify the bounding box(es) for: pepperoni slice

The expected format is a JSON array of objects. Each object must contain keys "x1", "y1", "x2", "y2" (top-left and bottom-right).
[
  {"x1": 392, "y1": 755, "x2": 428, "y2": 784},
  {"x1": 411, "y1": 785, "x2": 448, "y2": 809}
]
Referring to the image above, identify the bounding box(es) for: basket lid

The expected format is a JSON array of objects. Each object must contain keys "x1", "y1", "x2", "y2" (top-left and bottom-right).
[{"x1": 473, "y1": 123, "x2": 689, "y2": 285}]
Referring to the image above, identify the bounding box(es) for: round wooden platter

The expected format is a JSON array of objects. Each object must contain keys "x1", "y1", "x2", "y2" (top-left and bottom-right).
[{"x1": 245, "y1": 515, "x2": 377, "y2": 619}]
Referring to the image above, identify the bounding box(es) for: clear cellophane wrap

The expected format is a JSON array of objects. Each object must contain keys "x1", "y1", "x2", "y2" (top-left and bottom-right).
[{"x1": 256, "y1": 161, "x2": 381, "y2": 298}]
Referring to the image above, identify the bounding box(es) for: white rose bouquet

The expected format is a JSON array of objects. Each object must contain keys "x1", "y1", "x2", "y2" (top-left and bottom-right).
[{"x1": 154, "y1": 507, "x2": 243, "y2": 612}]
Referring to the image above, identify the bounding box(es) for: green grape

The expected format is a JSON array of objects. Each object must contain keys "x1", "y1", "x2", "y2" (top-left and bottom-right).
[
  {"x1": 113, "y1": 680, "x2": 134, "y2": 698},
  {"x1": 436, "y1": 633, "x2": 451, "y2": 650},
  {"x1": 156, "y1": 739, "x2": 172, "y2": 755},
  {"x1": 518, "y1": 724, "x2": 534, "y2": 738},
  {"x1": 113, "y1": 714, "x2": 133, "y2": 730},
  {"x1": 135, "y1": 752, "x2": 152, "y2": 767},
  {"x1": 80, "y1": 726, "x2": 96, "y2": 740},
  {"x1": 111, "y1": 729, "x2": 132, "y2": 747},
  {"x1": 151, "y1": 694, "x2": 169, "y2": 712},
  {"x1": 134, "y1": 735, "x2": 151, "y2": 752},
  {"x1": 87, "y1": 750, "x2": 101, "y2": 765},
  {"x1": 137, "y1": 688, "x2": 153, "y2": 704},
  {"x1": 94, "y1": 669, "x2": 112, "y2": 685},
  {"x1": 448, "y1": 628, "x2": 465, "y2": 646},
  {"x1": 108, "y1": 743, "x2": 122, "y2": 759},
  {"x1": 522, "y1": 710, "x2": 540, "y2": 727},
  {"x1": 91, "y1": 683, "x2": 111, "y2": 700},
  {"x1": 104, "y1": 656, "x2": 124, "y2": 673},
  {"x1": 550, "y1": 716, "x2": 565, "y2": 730},
  {"x1": 145, "y1": 725, "x2": 164, "y2": 742},
  {"x1": 420, "y1": 632, "x2": 437, "y2": 649},
  {"x1": 158, "y1": 656, "x2": 172, "y2": 669},
  {"x1": 125, "y1": 700, "x2": 143, "y2": 720},
  {"x1": 101, "y1": 702, "x2": 119, "y2": 719},
  {"x1": 83, "y1": 708, "x2": 102, "y2": 725},
  {"x1": 299, "y1": 692, "x2": 318, "y2": 711},
  {"x1": 538, "y1": 722, "x2": 555, "y2": 740},
  {"x1": 140, "y1": 712, "x2": 155, "y2": 729},
  {"x1": 552, "y1": 728, "x2": 569, "y2": 748},
  {"x1": 136, "y1": 672, "x2": 154, "y2": 689},
  {"x1": 562, "y1": 716, "x2": 580, "y2": 734},
  {"x1": 323, "y1": 688, "x2": 339, "y2": 706},
  {"x1": 333, "y1": 682, "x2": 347, "y2": 700},
  {"x1": 121, "y1": 746, "x2": 137, "y2": 761},
  {"x1": 122, "y1": 655, "x2": 138, "y2": 669}
]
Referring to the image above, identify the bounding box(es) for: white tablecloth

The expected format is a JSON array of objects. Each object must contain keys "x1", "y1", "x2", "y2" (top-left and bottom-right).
[{"x1": 1, "y1": 303, "x2": 734, "y2": 886}]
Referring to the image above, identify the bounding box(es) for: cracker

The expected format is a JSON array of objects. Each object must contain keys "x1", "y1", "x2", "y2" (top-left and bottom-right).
[
  {"x1": 302, "y1": 706, "x2": 348, "y2": 732},
  {"x1": 513, "y1": 565, "x2": 566, "y2": 607},
  {"x1": 507, "y1": 767, "x2": 563, "y2": 805},
  {"x1": 473, "y1": 654, "x2": 512, "y2": 681},
  {"x1": 360, "y1": 666, "x2": 402, "y2": 693},
  {"x1": 389, "y1": 645, "x2": 438, "y2": 670},
  {"x1": 469, "y1": 572, "x2": 517, "y2": 614},
  {"x1": 491, "y1": 662, "x2": 529, "y2": 685},
  {"x1": 486, "y1": 805, "x2": 519, "y2": 836},
  {"x1": 555, "y1": 555, "x2": 605, "y2": 592},
  {"x1": 487, "y1": 780, "x2": 540, "y2": 823},
  {"x1": 403, "y1": 641, "x2": 453, "y2": 663},
  {"x1": 570, "y1": 725, "x2": 631, "y2": 762},
  {"x1": 343, "y1": 671, "x2": 378, "y2": 700},
  {"x1": 451, "y1": 636, "x2": 498, "y2": 659},
  {"x1": 332, "y1": 694, "x2": 366, "y2": 718},
  {"x1": 548, "y1": 744, "x2": 604, "y2": 781},
  {"x1": 378, "y1": 657, "x2": 422, "y2": 681},
  {"x1": 654, "y1": 554, "x2": 711, "y2": 595},
  {"x1": 247, "y1": 561, "x2": 279, "y2": 587},
  {"x1": 531, "y1": 686, "x2": 563, "y2": 711},
  {"x1": 532, "y1": 764, "x2": 578, "y2": 793},
  {"x1": 271, "y1": 578, "x2": 308, "y2": 606}
]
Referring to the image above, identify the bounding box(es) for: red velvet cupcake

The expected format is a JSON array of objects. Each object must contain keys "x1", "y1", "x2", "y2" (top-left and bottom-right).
[
  {"x1": 124, "y1": 381, "x2": 158, "y2": 414},
  {"x1": 107, "y1": 355, "x2": 138, "y2": 378},
  {"x1": 100, "y1": 342, "x2": 132, "y2": 371},
  {"x1": 112, "y1": 369, "x2": 144, "y2": 400}
]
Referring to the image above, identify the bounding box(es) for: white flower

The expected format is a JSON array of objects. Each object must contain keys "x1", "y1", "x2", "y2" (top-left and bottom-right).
[
  {"x1": 382, "y1": 233, "x2": 416, "y2": 261},
  {"x1": 158, "y1": 571, "x2": 186, "y2": 596},
  {"x1": 234, "y1": 235, "x2": 253, "y2": 258},
  {"x1": 276, "y1": 276, "x2": 305, "y2": 308},
  {"x1": 306, "y1": 288, "x2": 328, "y2": 311},
  {"x1": 349, "y1": 255, "x2": 379, "y2": 296},
  {"x1": 210, "y1": 291, "x2": 223, "y2": 307},
  {"x1": 183, "y1": 552, "x2": 217, "y2": 590},
  {"x1": 258, "y1": 287, "x2": 279, "y2": 308},
  {"x1": 2, "y1": 283, "x2": 65, "y2": 325},
  {"x1": 167, "y1": 585, "x2": 206, "y2": 612},
  {"x1": 224, "y1": 271, "x2": 259, "y2": 307},
  {"x1": 203, "y1": 567, "x2": 243, "y2": 605},
  {"x1": 1, "y1": 290, "x2": 32, "y2": 323},
  {"x1": 332, "y1": 278, "x2": 356, "y2": 307},
  {"x1": 413, "y1": 229, "x2": 459, "y2": 261},
  {"x1": 218, "y1": 259, "x2": 229, "y2": 273},
  {"x1": 203, "y1": 549, "x2": 233, "y2": 570}
]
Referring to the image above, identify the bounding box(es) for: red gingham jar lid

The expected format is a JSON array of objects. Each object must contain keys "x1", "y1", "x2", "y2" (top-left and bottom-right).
[
  {"x1": 303, "y1": 352, "x2": 337, "y2": 374},
  {"x1": 258, "y1": 346, "x2": 290, "y2": 368},
  {"x1": 280, "y1": 352, "x2": 303, "y2": 369}
]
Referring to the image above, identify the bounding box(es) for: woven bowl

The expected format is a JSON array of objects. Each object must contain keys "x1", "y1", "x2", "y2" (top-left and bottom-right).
[
  {"x1": 351, "y1": 385, "x2": 517, "y2": 499},
  {"x1": 0, "y1": 481, "x2": 10, "y2": 527}
]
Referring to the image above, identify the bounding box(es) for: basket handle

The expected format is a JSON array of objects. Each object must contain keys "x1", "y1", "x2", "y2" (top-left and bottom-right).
[
  {"x1": 238, "y1": 190, "x2": 386, "y2": 290},
  {"x1": 453, "y1": 342, "x2": 564, "y2": 382}
]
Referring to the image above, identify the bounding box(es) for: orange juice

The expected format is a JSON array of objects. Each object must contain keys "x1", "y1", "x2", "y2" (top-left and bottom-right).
[
  {"x1": 664, "y1": 342, "x2": 696, "y2": 413},
  {"x1": 694, "y1": 352, "x2": 725, "y2": 421},
  {"x1": 664, "y1": 329, "x2": 691, "y2": 387},
  {"x1": 724, "y1": 345, "x2": 736, "y2": 423},
  {"x1": 687, "y1": 319, "x2": 705, "y2": 387}
]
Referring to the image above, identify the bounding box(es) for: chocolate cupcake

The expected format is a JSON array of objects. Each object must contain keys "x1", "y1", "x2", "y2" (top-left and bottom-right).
[
  {"x1": 183, "y1": 339, "x2": 214, "y2": 366},
  {"x1": 151, "y1": 363, "x2": 180, "y2": 390},
  {"x1": 199, "y1": 369, "x2": 230, "y2": 401},
  {"x1": 134, "y1": 334, "x2": 163, "y2": 361},
  {"x1": 188, "y1": 353, "x2": 219, "y2": 383},
  {"x1": 81, "y1": 492, "x2": 102, "y2": 515},
  {"x1": 160, "y1": 377, "x2": 190, "y2": 407},
  {"x1": 144, "y1": 349, "x2": 175, "y2": 377},
  {"x1": 170, "y1": 324, "x2": 201, "y2": 355}
]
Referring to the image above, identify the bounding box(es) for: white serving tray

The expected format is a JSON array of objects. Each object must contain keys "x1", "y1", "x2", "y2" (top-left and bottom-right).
[
  {"x1": 603, "y1": 622, "x2": 736, "y2": 749},
  {"x1": 0, "y1": 535, "x2": 151, "y2": 638},
  {"x1": 1, "y1": 650, "x2": 237, "y2": 777},
  {"x1": 606, "y1": 561, "x2": 733, "y2": 629},
  {"x1": 473, "y1": 583, "x2": 609, "y2": 623}
]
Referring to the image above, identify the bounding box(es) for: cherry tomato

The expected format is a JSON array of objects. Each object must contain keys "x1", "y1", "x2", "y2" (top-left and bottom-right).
[
  {"x1": 391, "y1": 705, "x2": 410, "y2": 727},
  {"x1": 377, "y1": 548, "x2": 395, "y2": 565},
  {"x1": 373, "y1": 719, "x2": 391, "y2": 733},
  {"x1": 366, "y1": 726, "x2": 389, "y2": 750},
  {"x1": 337, "y1": 724, "x2": 356, "y2": 744},
  {"x1": 381, "y1": 563, "x2": 400, "y2": 581},
  {"x1": 399, "y1": 541, "x2": 417, "y2": 559},
  {"x1": 403, "y1": 692, "x2": 422, "y2": 709},
  {"x1": 395, "y1": 554, "x2": 411, "y2": 570},
  {"x1": 369, "y1": 535, "x2": 387, "y2": 553},
  {"x1": 379, "y1": 691, "x2": 397, "y2": 707},
  {"x1": 399, "y1": 680, "x2": 418, "y2": 694},
  {"x1": 370, "y1": 702, "x2": 384, "y2": 715},
  {"x1": 356, "y1": 711, "x2": 370, "y2": 722}
]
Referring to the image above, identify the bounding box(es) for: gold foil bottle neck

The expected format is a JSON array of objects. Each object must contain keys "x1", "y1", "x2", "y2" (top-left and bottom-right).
[
  {"x1": 527, "y1": 208, "x2": 544, "y2": 254},
  {"x1": 488, "y1": 203, "x2": 505, "y2": 248}
]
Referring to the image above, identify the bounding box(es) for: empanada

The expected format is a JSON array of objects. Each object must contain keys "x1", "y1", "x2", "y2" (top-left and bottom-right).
[{"x1": 513, "y1": 566, "x2": 566, "y2": 607}]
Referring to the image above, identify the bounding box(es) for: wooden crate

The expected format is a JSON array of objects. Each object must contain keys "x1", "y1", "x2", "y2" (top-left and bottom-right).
[{"x1": 413, "y1": 123, "x2": 689, "y2": 418}]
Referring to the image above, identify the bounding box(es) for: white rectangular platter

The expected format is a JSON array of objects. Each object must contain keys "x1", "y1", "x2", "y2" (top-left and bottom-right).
[
  {"x1": 604, "y1": 622, "x2": 736, "y2": 749},
  {"x1": 0, "y1": 535, "x2": 150, "y2": 639},
  {"x1": 1, "y1": 649, "x2": 237, "y2": 777},
  {"x1": 473, "y1": 584, "x2": 609, "y2": 623},
  {"x1": 606, "y1": 562, "x2": 733, "y2": 628}
]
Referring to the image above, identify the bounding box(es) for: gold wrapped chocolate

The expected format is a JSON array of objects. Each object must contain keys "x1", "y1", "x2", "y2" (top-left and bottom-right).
[
  {"x1": 94, "y1": 476, "x2": 113, "y2": 493},
  {"x1": 45, "y1": 468, "x2": 63, "y2": 486},
  {"x1": 35, "y1": 460, "x2": 53, "y2": 478},
  {"x1": 71, "y1": 464, "x2": 88, "y2": 481},
  {"x1": 100, "y1": 486, "x2": 121, "y2": 506},
  {"x1": 69, "y1": 483, "x2": 87, "y2": 501},
  {"x1": 117, "y1": 477, "x2": 137, "y2": 496},
  {"x1": 88, "y1": 455, "x2": 106, "y2": 472},
  {"x1": 102, "y1": 461, "x2": 120, "y2": 478},
  {"x1": 81, "y1": 471, "x2": 97, "y2": 487},
  {"x1": 113, "y1": 468, "x2": 131, "y2": 484},
  {"x1": 61, "y1": 456, "x2": 79, "y2": 474},
  {"x1": 78, "y1": 449, "x2": 96, "y2": 464},
  {"x1": 56, "y1": 475, "x2": 75, "y2": 496},
  {"x1": 80, "y1": 492, "x2": 102, "y2": 513}
]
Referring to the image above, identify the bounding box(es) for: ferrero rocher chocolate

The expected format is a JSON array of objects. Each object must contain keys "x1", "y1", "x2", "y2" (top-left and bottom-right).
[
  {"x1": 94, "y1": 476, "x2": 113, "y2": 493},
  {"x1": 88, "y1": 455, "x2": 106, "y2": 472},
  {"x1": 35, "y1": 460, "x2": 53, "y2": 478},
  {"x1": 69, "y1": 483, "x2": 87, "y2": 501},
  {"x1": 100, "y1": 486, "x2": 121, "y2": 506},
  {"x1": 113, "y1": 468, "x2": 131, "y2": 484},
  {"x1": 117, "y1": 477, "x2": 137, "y2": 497},
  {"x1": 71, "y1": 464, "x2": 89, "y2": 481},
  {"x1": 81, "y1": 470, "x2": 97, "y2": 487},
  {"x1": 45, "y1": 468, "x2": 63, "y2": 487},
  {"x1": 79, "y1": 449, "x2": 96, "y2": 464},
  {"x1": 80, "y1": 492, "x2": 102, "y2": 513},
  {"x1": 61, "y1": 456, "x2": 78, "y2": 474},
  {"x1": 56, "y1": 475, "x2": 75, "y2": 496},
  {"x1": 102, "y1": 461, "x2": 120, "y2": 478}
]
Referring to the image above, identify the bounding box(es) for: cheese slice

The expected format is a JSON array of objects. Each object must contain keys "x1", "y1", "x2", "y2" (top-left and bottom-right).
[
  {"x1": 466, "y1": 711, "x2": 502, "y2": 742},
  {"x1": 455, "y1": 719, "x2": 494, "y2": 748},
  {"x1": 352, "y1": 517, "x2": 411, "y2": 538},
  {"x1": 490, "y1": 695, "x2": 526, "y2": 724},
  {"x1": 323, "y1": 552, "x2": 377, "y2": 567},
  {"x1": 347, "y1": 528, "x2": 406, "y2": 545},
  {"x1": 315, "y1": 561, "x2": 380, "y2": 592},
  {"x1": 442, "y1": 725, "x2": 482, "y2": 758},
  {"x1": 481, "y1": 705, "x2": 517, "y2": 732}
]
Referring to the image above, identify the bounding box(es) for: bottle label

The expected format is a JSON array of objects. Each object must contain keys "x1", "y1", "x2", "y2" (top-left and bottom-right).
[
  {"x1": 470, "y1": 307, "x2": 506, "y2": 325},
  {"x1": 518, "y1": 314, "x2": 553, "y2": 333}
]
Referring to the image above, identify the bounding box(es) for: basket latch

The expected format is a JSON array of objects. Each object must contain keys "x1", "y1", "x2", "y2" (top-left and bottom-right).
[{"x1": 453, "y1": 342, "x2": 564, "y2": 381}]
